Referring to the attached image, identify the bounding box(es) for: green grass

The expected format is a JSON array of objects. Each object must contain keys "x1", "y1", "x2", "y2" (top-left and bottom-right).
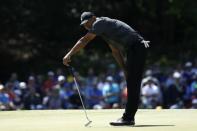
[{"x1": 0, "y1": 109, "x2": 197, "y2": 131}]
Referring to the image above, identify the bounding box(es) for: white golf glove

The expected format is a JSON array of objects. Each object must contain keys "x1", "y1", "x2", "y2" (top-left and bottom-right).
[{"x1": 141, "y1": 40, "x2": 150, "y2": 48}]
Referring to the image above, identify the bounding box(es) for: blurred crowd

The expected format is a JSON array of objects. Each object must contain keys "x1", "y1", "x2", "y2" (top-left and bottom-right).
[{"x1": 0, "y1": 61, "x2": 197, "y2": 110}]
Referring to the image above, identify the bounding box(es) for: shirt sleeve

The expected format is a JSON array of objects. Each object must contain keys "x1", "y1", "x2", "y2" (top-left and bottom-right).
[{"x1": 89, "y1": 22, "x2": 104, "y2": 35}]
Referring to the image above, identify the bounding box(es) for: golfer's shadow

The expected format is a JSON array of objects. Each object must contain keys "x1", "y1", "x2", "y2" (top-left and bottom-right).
[
  {"x1": 92, "y1": 124, "x2": 175, "y2": 128},
  {"x1": 134, "y1": 124, "x2": 175, "y2": 127}
]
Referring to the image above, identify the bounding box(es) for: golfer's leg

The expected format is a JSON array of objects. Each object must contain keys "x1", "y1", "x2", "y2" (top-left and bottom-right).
[{"x1": 123, "y1": 44, "x2": 146, "y2": 120}]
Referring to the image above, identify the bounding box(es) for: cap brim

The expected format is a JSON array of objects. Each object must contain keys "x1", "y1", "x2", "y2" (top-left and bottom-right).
[{"x1": 80, "y1": 20, "x2": 88, "y2": 26}]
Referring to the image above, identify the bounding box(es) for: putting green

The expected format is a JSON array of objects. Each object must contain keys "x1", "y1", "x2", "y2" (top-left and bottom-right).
[{"x1": 0, "y1": 109, "x2": 196, "y2": 131}]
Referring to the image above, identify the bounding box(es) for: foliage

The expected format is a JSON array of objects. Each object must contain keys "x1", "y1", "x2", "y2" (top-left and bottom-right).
[{"x1": 0, "y1": 0, "x2": 196, "y2": 80}]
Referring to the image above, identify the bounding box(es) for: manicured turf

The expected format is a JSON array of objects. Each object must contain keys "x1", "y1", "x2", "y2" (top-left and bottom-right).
[{"x1": 0, "y1": 109, "x2": 197, "y2": 131}]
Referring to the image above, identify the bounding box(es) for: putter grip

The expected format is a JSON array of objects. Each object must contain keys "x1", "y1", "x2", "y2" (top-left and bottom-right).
[{"x1": 67, "y1": 66, "x2": 75, "y2": 76}]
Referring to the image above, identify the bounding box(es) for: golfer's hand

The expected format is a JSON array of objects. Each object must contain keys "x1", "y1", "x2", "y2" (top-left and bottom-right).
[{"x1": 63, "y1": 54, "x2": 71, "y2": 66}]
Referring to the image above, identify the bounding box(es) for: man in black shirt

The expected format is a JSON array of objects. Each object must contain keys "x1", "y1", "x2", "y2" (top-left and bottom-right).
[{"x1": 63, "y1": 12, "x2": 149, "y2": 126}]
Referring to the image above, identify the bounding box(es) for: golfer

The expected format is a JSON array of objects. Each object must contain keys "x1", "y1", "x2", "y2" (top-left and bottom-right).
[{"x1": 63, "y1": 12, "x2": 149, "y2": 126}]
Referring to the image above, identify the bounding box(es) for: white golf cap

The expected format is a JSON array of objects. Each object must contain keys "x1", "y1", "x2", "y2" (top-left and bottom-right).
[
  {"x1": 173, "y1": 71, "x2": 181, "y2": 79},
  {"x1": 48, "y1": 71, "x2": 54, "y2": 76},
  {"x1": 0, "y1": 84, "x2": 4, "y2": 90},
  {"x1": 19, "y1": 82, "x2": 27, "y2": 89},
  {"x1": 106, "y1": 76, "x2": 113, "y2": 81},
  {"x1": 58, "y1": 75, "x2": 65, "y2": 82}
]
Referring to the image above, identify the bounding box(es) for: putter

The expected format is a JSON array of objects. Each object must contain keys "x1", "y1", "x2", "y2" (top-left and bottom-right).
[{"x1": 67, "y1": 66, "x2": 92, "y2": 127}]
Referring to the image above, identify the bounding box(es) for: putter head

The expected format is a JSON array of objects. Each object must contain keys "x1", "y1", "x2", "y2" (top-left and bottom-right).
[{"x1": 85, "y1": 121, "x2": 92, "y2": 127}]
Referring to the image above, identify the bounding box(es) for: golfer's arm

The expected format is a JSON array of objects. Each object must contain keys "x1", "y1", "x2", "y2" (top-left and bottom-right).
[
  {"x1": 109, "y1": 44, "x2": 127, "y2": 78},
  {"x1": 67, "y1": 33, "x2": 96, "y2": 57}
]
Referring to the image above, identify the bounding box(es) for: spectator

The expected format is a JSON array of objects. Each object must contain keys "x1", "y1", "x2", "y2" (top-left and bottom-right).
[
  {"x1": 36, "y1": 75, "x2": 45, "y2": 99},
  {"x1": 102, "y1": 76, "x2": 121, "y2": 108},
  {"x1": 141, "y1": 79, "x2": 161, "y2": 109},
  {"x1": 86, "y1": 68, "x2": 97, "y2": 87},
  {"x1": 97, "y1": 72, "x2": 106, "y2": 91},
  {"x1": 85, "y1": 81, "x2": 103, "y2": 109},
  {"x1": 191, "y1": 99, "x2": 197, "y2": 109},
  {"x1": 0, "y1": 59, "x2": 197, "y2": 110},
  {"x1": 23, "y1": 86, "x2": 42, "y2": 110},
  {"x1": 49, "y1": 85, "x2": 62, "y2": 109},
  {"x1": 0, "y1": 84, "x2": 15, "y2": 110},
  {"x1": 43, "y1": 71, "x2": 56, "y2": 93},
  {"x1": 8, "y1": 73, "x2": 20, "y2": 90},
  {"x1": 58, "y1": 75, "x2": 73, "y2": 109},
  {"x1": 164, "y1": 71, "x2": 184, "y2": 108},
  {"x1": 69, "y1": 88, "x2": 83, "y2": 109},
  {"x1": 190, "y1": 75, "x2": 197, "y2": 96}
]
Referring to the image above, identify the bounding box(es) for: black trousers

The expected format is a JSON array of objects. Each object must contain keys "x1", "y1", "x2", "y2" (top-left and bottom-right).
[{"x1": 123, "y1": 40, "x2": 147, "y2": 120}]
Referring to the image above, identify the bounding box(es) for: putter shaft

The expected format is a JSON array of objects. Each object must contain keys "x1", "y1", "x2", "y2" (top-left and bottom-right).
[{"x1": 73, "y1": 77, "x2": 92, "y2": 126}]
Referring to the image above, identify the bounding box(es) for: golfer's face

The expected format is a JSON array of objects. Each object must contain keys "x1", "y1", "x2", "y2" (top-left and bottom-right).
[{"x1": 83, "y1": 20, "x2": 92, "y2": 30}]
